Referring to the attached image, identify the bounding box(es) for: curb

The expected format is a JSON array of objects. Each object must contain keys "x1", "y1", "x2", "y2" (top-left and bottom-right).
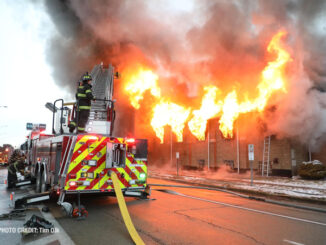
[{"x1": 149, "y1": 174, "x2": 326, "y2": 206}]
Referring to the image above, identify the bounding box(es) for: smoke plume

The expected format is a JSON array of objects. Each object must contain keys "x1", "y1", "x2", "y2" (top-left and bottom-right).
[{"x1": 36, "y1": 0, "x2": 326, "y2": 149}]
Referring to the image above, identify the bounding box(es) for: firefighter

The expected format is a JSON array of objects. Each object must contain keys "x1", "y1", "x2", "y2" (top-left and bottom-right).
[
  {"x1": 69, "y1": 72, "x2": 94, "y2": 133},
  {"x1": 7, "y1": 150, "x2": 25, "y2": 188}
]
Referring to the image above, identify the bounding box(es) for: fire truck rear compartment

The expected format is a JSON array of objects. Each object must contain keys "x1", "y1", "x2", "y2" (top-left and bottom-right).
[{"x1": 63, "y1": 136, "x2": 148, "y2": 195}]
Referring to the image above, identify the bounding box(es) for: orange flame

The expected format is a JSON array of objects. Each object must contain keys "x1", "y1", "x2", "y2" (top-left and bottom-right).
[
  {"x1": 123, "y1": 30, "x2": 291, "y2": 142},
  {"x1": 219, "y1": 90, "x2": 239, "y2": 138},
  {"x1": 151, "y1": 100, "x2": 190, "y2": 143},
  {"x1": 124, "y1": 68, "x2": 161, "y2": 109},
  {"x1": 218, "y1": 30, "x2": 291, "y2": 137},
  {"x1": 255, "y1": 30, "x2": 290, "y2": 111},
  {"x1": 188, "y1": 86, "x2": 222, "y2": 140}
]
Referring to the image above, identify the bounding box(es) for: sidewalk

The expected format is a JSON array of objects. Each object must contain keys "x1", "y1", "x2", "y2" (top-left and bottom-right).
[{"x1": 148, "y1": 166, "x2": 326, "y2": 204}]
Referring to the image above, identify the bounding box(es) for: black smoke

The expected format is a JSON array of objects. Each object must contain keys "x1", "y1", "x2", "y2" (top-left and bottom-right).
[{"x1": 36, "y1": 0, "x2": 326, "y2": 148}]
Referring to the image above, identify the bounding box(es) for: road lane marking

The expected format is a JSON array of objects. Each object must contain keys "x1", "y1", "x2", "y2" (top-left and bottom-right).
[
  {"x1": 283, "y1": 239, "x2": 305, "y2": 245},
  {"x1": 158, "y1": 190, "x2": 326, "y2": 227}
]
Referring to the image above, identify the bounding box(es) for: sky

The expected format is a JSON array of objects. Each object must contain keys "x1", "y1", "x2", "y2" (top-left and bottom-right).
[
  {"x1": 0, "y1": 0, "x2": 194, "y2": 148},
  {"x1": 0, "y1": 0, "x2": 70, "y2": 148}
]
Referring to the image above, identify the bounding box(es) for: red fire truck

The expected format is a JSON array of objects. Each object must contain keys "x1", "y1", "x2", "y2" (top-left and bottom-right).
[
  {"x1": 22, "y1": 64, "x2": 149, "y2": 212},
  {"x1": 0, "y1": 146, "x2": 10, "y2": 166}
]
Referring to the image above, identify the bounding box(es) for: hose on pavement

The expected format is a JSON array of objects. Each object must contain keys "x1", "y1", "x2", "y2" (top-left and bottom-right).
[{"x1": 111, "y1": 171, "x2": 145, "y2": 245}]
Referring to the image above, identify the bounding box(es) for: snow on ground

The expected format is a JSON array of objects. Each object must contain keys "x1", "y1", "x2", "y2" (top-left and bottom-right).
[{"x1": 149, "y1": 165, "x2": 326, "y2": 202}]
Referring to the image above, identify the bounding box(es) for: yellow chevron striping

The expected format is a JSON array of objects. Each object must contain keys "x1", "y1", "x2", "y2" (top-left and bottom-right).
[
  {"x1": 116, "y1": 168, "x2": 127, "y2": 189},
  {"x1": 66, "y1": 137, "x2": 107, "y2": 190},
  {"x1": 96, "y1": 168, "x2": 128, "y2": 190},
  {"x1": 136, "y1": 159, "x2": 147, "y2": 174},
  {"x1": 125, "y1": 159, "x2": 141, "y2": 188},
  {"x1": 66, "y1": 137, "x2": 147, "y2": 191},
  {"x1": 98, "y1": 172, "x2": 111, "y2": 189},
  {"x1": 75, "y1": 146, "x2": 107, "y2": 190},
  {"x1": 72, "y1": 159, "x2": 107, "y2": 190},
  {"x1": 68, "y1": 137, "x2": 106, "y2": 173},
  {"x1": 73, "y1": 135, "x2": 89, "y2": 153},
  {"x1": 92, "y1": 158, "x2": 107, "y2": 189}
]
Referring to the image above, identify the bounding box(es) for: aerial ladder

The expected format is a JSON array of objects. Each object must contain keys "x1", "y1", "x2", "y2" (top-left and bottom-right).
[{"x1": 82, "y1": 63, "x2": 115, "y2": 135}]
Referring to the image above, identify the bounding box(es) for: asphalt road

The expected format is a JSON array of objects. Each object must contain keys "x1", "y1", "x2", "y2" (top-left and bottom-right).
[{"x1": 0, "y1": 168, "x2": 325, "y2": 245}]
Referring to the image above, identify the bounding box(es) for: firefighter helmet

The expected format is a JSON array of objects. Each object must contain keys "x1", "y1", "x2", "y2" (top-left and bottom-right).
[
  {"x1": 11, "y1": 149, "x2": 21, "y2": 157},
  {"x1": 9, "y1": 149, "x2": 21, "y2": 163},
  {"x1": 82, "y1": 72, "x2": 92, "y2": 82}
]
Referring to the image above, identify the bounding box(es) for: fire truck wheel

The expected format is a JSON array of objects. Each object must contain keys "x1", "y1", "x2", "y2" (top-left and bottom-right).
[
  {"x1": 35, "y1": 171, "x2": 41, "y2": 193},
  {"x1": 40, "y1": 172, "x2": 47, "y2": 193}
]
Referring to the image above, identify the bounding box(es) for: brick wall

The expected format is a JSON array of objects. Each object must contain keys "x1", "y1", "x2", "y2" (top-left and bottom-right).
[
  {"x1": 269, "y1": 137, "x2": 291, "y2": 170},
  {"x1": 147, "y1": 117, "x2": 310, "y2": 176},
  {"x1": 312, "y1": 144, "x2": 326, "y2": 165}
]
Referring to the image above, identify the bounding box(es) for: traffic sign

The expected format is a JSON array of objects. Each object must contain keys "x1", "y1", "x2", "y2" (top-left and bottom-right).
[
  {"x1": 26, "y1": 123, "x2": 46, "y2": 131},
  {"x1": 248, "y1": 144, "x2": 254, "y2": 161},
  {"x1": 39, "y1": 124, "x2": 46, "y2": 130},
  {"x1": 26, "y1": 123, "x2": 33, "y2": 130}
]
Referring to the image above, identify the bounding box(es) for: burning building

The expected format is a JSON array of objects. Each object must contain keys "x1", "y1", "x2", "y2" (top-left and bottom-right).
[
  {"x1": 32, "y1": 0, "x2": 326, "y2": 176},
  {"x1": 122, "y1": 30, "x2": 324, "y2": 177}
]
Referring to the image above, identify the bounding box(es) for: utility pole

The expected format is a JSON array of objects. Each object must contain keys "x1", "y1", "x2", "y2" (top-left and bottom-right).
[
  {"x1": 237, "y1": 120, "x2": 240, "y2": 174},
  {"x1": 248, "y1": 144, "x2": 254, "y2": 186},
  {"x1": 207, "y1": 121, "x2": 210, "y2": 171},
  {"x1": 170, "y1": 129, "x2": 173, "y2": 166}
]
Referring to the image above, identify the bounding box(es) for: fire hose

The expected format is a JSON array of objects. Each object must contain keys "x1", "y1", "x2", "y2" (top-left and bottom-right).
[{"x1": 111, "y1": 171, "x2": 145, "y2": 245}]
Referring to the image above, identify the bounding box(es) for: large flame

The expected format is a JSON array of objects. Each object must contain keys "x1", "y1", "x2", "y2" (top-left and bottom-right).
[
  {"x1": 219, "y1": 90, "x2": 239, "y2": 138},
  {"x1": 151, "y1": 100, "x2": 190, "y2": 143},
  {"x1": 188, "y1": 86, "x2": 222, "y2": 140},
  {"x1": 255, "y1": 30, "x2": 290, "y2": 111},
  {"x1": 123, "y1": 30, "x2": 291, "y2": 142},
  {"x1": 124, "y1": 68, "x2": 161, "y2": 109},
  {"x1": 218, "y1": 30, "x2": 291, "y2": 137}
]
